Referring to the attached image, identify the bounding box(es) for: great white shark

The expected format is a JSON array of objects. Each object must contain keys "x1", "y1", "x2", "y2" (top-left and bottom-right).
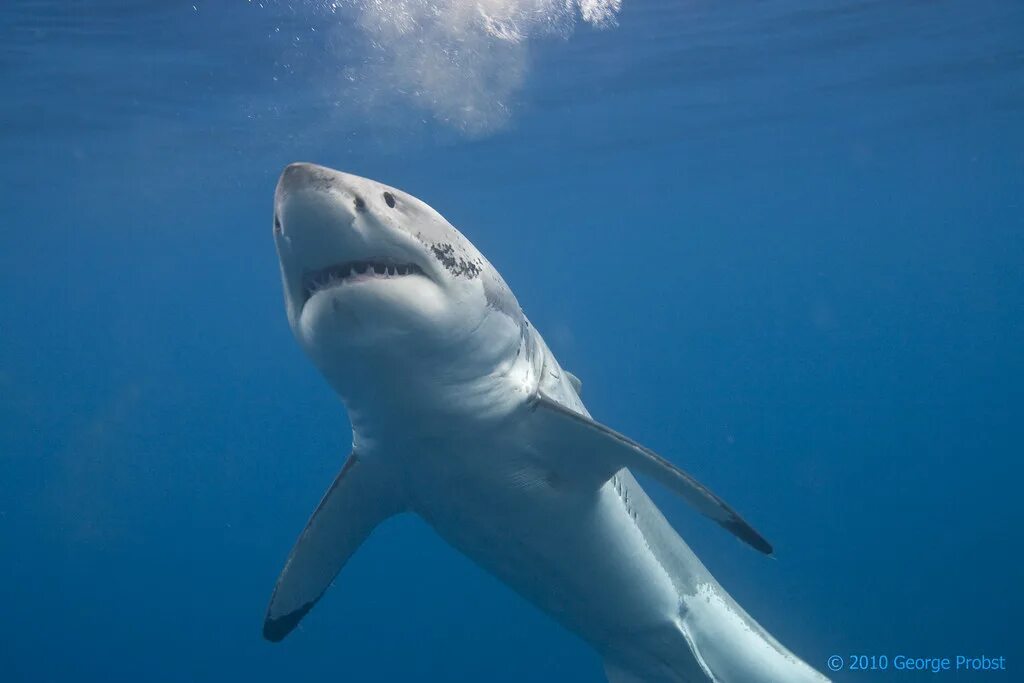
[{"x1": 265, "y1": 162, "x2": 829, "y2": 683}]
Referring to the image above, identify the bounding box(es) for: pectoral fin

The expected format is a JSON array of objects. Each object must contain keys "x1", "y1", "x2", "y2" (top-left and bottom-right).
[
  {"x1": 263, "y1": 452, "x2": 404, "y2": 641},
  {"x1": 528, "y1": 393, "x2": 773, "y2": 555}
]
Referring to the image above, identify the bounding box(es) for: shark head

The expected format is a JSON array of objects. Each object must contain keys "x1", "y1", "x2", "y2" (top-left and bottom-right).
[{"x1": 273, "y1": 163, "x2": 527, "y2": 423}]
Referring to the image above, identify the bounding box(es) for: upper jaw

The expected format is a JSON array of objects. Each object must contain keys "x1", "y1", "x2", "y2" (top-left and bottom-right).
[
  {"x1": 279, "y1": 214, "x2": 441, "y2": 316},
  {"x1": 300, "y1": 259, "x2": 428, "y2": 307},
  {"x1": 286, "y1": 231, "x2": 440, "y2": 315},
  {"x1": 275, "y1": 189, "x2": 429, "y2": 308}
]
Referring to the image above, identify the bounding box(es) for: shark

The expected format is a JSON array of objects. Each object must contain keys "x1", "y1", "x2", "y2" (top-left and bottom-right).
[{"x1": 264, "y1": 162, "x2": 829, "y2": 683}]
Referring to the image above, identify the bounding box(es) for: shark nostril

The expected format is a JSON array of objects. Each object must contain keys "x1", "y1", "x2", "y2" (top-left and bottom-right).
[
  {"x1": 383, "y1": 192, "x2": 396, "y2": 208},
  {"x1": 353, "y1": 196, "x2": 366, "y2": 212}
]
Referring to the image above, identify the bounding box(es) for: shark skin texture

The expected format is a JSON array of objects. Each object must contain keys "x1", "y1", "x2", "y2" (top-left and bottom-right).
[{"x1": 264, "y1": 162, "x2": 829, "y2": 683}]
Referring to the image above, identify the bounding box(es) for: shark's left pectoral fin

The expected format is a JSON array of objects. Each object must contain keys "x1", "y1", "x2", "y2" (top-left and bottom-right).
[
  {"x1": 264, "y1": 452, "x2": 404, "y2": 642},
  {"x1": 529, "y1": 393, "x2": 773, "y2": 555}
]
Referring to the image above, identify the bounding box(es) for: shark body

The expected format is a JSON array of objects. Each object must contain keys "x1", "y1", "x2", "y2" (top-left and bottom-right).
[{"x1": 265, "y1": 163, "x2": 828, "y2": 683}]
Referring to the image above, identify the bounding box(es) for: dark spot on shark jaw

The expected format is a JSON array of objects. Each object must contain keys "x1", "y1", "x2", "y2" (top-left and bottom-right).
[
  {"x1": 430, "y1": 242, "x2": 482, "y2": 278},
  {"x1": 301, "y1": 260, "x2": 425, "y2": 305}
]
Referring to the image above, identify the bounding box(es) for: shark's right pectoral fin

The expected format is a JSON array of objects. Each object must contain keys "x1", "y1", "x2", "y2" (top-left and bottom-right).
[
  {"x1": 263, "y1": 452, "x2": 403, "y2": 642},
  {"x1": 528, "y1": 392, "x2": 773, "y2": 555}
]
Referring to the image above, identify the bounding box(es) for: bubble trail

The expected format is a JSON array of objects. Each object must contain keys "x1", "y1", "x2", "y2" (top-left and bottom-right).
[{"x1": 326, "y1": 0, "x2": 622, "y2": 135}]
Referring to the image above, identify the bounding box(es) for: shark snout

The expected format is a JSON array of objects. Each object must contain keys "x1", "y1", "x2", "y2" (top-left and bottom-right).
[
  {"x1": 275, "y1": 164, "x2": 352, "y2": 236},
  {"x1": 277, "y1": 163, "x2": 334, "y2": 209},
  {"x1": 277, "y1": 162, "x2": 331, "y2": 195},
  {"x1": 274, "y1": 163, "x2": 379, "y2": 236}
]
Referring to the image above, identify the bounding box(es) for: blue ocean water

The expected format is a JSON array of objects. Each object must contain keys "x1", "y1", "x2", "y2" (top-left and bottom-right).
[{"x1": 1, "y1": 1, "x2": 1021, "y2": 681}]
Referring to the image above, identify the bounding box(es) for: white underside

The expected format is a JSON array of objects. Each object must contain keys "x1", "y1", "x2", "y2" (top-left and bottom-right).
[
  {"x1": 343, "y1": 313, "x2": 829, "y2": 682},
  {"x1": 394, "y1": 419, "x2": 828, "y2": 683}
]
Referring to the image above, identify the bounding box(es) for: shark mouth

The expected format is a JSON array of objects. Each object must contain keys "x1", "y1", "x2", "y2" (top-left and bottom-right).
[{"x1": 302, "y1": 260, "x2": 425, "y2": 304}]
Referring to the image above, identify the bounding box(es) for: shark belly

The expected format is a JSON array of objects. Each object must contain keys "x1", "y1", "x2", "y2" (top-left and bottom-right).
[
  {"x1": 406, "y1": 427, "x2": 827, "y2": 683},
  {"x1": 406, "y1": 429, "x2": 705, "y2": 681}
]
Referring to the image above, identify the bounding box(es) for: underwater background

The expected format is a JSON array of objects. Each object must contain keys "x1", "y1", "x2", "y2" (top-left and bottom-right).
[{"x1": 1, "y1": 1, "x2": 1021, "y2": 680}]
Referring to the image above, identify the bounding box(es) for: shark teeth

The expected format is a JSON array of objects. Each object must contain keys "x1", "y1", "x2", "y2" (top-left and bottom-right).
[{"x1": 302, "y1": 260, "x2": 424, "y2": 302}]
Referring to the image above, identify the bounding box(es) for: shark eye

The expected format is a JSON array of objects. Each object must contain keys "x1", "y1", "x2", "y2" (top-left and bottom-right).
[
  {"x1": 274, "y1": 215, "x2": 282, "y2": 235},
  {"x1": 353, "y1": 196, "x2": 366, "y2": 212},
  {"x1": 383, "y1": 191, "x2": 396, "y2": 208}
]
